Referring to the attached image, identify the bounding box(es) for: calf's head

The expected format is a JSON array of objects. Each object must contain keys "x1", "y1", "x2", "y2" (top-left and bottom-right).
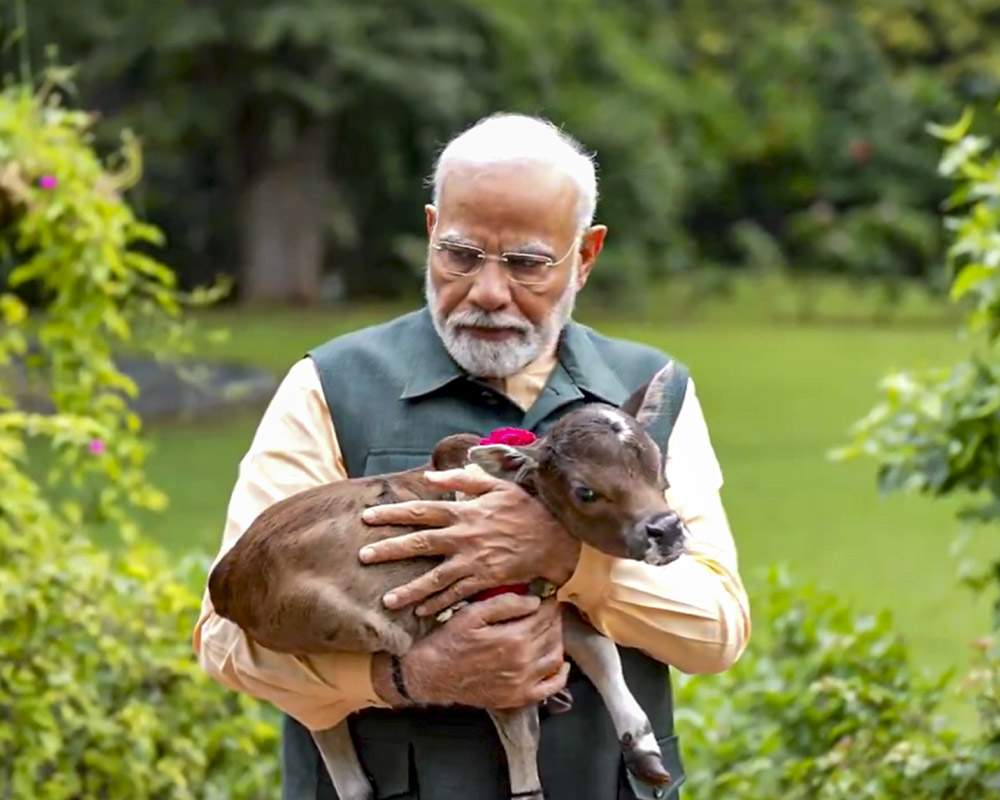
[{"x1": 458, "y1": 362, "x2": 688, "y2": 566}]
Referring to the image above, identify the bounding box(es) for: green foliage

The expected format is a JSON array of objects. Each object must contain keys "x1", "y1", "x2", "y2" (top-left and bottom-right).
[
  {"x1": 678, "y1": 568, "x2": 1000, "y2": 800},
  {"x1": 0, "y1": 79, "x2": 276, "y2": 798},
  {"x1": 839, "y1": 103, "x2": 1000, "y2": 617},
  {"x1": 18, "y1": 0, "x2": 997, "y2": 304},
  {"x1": 0, "y1": 538, "x2": 279, "y2": 799}
]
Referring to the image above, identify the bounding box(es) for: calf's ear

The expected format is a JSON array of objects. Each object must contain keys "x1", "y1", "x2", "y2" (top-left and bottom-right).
[
  {"x1": 432, "y1": 433, "x2": 483, "y2": 470},
  {"x1": 620, "y1": 361, "x2": 676, "y2": 430},
  {"x1": 467, "y1": 443, "x2": 540, "y2": 482}
]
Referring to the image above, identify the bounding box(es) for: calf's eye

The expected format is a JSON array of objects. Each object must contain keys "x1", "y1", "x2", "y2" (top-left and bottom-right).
[{"x1": 574, "y1": 485, "x2": 599, "y2": 503}]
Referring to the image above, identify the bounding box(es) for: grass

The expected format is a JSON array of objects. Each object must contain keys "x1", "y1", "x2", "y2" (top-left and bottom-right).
[{"x1": 130, "y1": 276, "x2": 991, "y2": 687}]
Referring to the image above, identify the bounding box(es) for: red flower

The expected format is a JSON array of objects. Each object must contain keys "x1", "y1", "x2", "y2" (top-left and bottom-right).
[{"x1": 478, "y1": 427, "x2": 537, "y2": 446}]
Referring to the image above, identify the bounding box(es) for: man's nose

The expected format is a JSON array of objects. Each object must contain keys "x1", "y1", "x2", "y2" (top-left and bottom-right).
[{"x1": 466, "y1": 259, "x2": 512, "y2": 311}]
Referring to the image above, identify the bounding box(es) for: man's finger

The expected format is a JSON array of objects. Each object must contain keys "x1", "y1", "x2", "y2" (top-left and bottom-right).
[
  {"x1": 359, "y1": 530, "x2": 452, "y2": 565},
  {"x1": 416, "y1": 577, "x2": 486, "y2": 617},
  {"x1": 382, "y1": 562, "x2": 468, "y2": 610},
  {"x1": 423, "y1": 466, "x2": 505, "y2": 496},
  {"x1": 531, "y1": 651, "x2": 567, "y2": 684},
  {"x1": 527, "y1": 662, "x2": 571, "y2": 705},
  {"x1": 473, "y1": 592, "x2": 541, "y2": 625},
  {"x1": 361, "y1": 500, "x2": 458, "y2": 528},
  {"x1": 522, "y1": 596, "x2": 561, "y2": 630}
]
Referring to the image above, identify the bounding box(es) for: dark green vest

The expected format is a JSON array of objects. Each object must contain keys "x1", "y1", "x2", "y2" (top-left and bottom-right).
[{"x1": 284, "y1": 308, "x2": 688, "y2": 800}]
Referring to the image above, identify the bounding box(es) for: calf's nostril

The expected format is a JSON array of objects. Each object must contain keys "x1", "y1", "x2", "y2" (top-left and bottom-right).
[{"x1": 645, "y1": 513, "x2": 683, "y2": 541}]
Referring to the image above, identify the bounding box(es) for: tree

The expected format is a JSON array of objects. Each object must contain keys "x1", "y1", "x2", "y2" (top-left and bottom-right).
[
  {"x1": 14, "y1": 0, "x2": 1000, "y2": 306},
  {"x1": 21, "y1": 0, "x2": 497, "y2": 303}
]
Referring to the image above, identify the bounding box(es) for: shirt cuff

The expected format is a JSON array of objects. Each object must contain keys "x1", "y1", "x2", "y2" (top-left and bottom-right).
[
  {"x1": 556, "y1": 543, "x2": 614, "y2": 618},
  {"x1": 300, "y1": 651, "x2": 390, "y2": 730}
]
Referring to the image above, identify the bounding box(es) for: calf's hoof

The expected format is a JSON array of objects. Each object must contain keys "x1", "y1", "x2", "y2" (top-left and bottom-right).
[
  {"x1": 621, "y1": 733, "x2": 671, "y2": 787},
  {"x1": 627, "y1": 752, "x2": 671, "y2": 787},
  {"x1": 541, "y1": 687, "x2": 574, "y2": 715}
]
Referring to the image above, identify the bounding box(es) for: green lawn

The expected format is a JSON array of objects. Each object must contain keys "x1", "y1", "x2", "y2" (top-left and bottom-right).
[{"x1": 135, "y1": 277, "x2": 991, "y2": 682}]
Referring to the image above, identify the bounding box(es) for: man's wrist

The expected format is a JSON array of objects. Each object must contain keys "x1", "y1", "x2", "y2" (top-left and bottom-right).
[{"x1": 371, "y1": 653, "x2": 415, "y2": 706}]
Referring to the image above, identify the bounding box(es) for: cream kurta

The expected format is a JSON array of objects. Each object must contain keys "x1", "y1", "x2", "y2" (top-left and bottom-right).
[{"x1": 193, "y1": 349, "x2": 750, "y2": 731}]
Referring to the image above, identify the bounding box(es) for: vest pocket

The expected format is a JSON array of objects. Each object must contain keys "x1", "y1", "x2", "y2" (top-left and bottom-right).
[
  {"x1": 363, "y1": 449, "x2": 433, "y2": 478},
  {"x1": 621, "y1": 734, "x2": 686, "y2": 799},
  {"x1": 349, "y1": 715, "x2": 416, "y2": 799}
]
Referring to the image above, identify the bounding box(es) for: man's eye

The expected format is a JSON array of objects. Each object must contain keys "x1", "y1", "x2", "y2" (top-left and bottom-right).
[
  {"x1": 574, "y1": 485, "x2": 599, "y2": 503},
  {"x1": 442, "y1": 246, "x2": 482, "y2": 272},
  {"x1": 505, "y1": 255, "x2": 548, "y2": 275}
]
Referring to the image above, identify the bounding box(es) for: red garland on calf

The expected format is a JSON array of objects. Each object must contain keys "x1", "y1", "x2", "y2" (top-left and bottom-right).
[{"x1": 478, "y1": 427, "x2": 537, "y2": 447}]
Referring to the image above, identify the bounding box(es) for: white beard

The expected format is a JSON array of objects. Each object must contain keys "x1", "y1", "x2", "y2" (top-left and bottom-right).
[{"x1": 425, "y1": 264, "x2": 578, "y2": 379}]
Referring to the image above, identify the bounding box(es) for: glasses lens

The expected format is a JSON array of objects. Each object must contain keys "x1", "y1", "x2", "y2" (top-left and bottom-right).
[
  {"x1": 437, "y1": 243, "x2": 483, "y2": 275},
  {"x1": 504, "y1": 254, "x2": 550, "y2": 285}
]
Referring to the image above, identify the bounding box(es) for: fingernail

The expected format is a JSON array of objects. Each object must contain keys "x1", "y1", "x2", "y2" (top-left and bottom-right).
[
  {"x1": 383, "y1": 592, "x2": 399, "y2": 608},
  {"x1": 362, "y1": 509, "x2": 375, "y2": 521},
  {"x1": 359, "y1": 547, "x2": 374, "y2": 563},
  {"x1": 415, "y1": 605, "x2": 428, "y2": 617}
]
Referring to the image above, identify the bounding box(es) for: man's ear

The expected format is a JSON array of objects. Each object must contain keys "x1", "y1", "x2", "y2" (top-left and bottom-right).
[
  {"x1": 575, "y1": 224, "x2": 607, "y2": 289},
  {"x1": 425, "y1": 204, "x2": 437, "y2": 238},
  {"x1": 467, "y1": 444, "x2": 540, "y2": 481},
  {"x1": 620, "y1": 361, "x2": 676, "y2": 430}
]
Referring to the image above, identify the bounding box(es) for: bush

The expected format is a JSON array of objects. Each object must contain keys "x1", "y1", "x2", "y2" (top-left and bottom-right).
[
  {"x1": 678, "y1": 568, "x2": 1000, "y2": 800},
  {"x1": 0, "y1": 78, "x2": 278, "y2": 797},
  {"x1": 838, "y1": 106, "x2": 1000, "y2": 621}
]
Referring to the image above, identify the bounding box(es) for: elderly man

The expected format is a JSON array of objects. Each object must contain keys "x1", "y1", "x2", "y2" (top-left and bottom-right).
[{"x1": 194, "y1": 113, "x2": 750, "y2": 800}]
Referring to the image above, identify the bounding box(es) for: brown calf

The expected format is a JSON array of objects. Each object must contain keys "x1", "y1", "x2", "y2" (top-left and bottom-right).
[{"x1": 209, "y1": 363, "x2": 687, "y2": 800}]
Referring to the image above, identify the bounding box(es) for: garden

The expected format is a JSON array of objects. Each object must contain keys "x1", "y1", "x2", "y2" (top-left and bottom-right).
[{"x1": 5, "y1": 1, "x2": 1000, "y2": 797}]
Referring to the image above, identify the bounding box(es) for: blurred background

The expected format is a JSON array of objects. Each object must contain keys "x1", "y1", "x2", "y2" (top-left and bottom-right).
[
  {"x1": 14, "y1": 0, "x2": 999, "y2": 305},
  {"x1": 4, "y1": 1, "x2": 1000, "y2": 797}
]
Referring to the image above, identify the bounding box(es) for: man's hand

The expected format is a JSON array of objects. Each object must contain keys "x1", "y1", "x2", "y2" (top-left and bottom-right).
[
  {"x1": 371, "y1": 594, "x2": 568, "y2": 709},
  {"x1": 359, "y1": 467, "x2": 581, "y2": 617}
]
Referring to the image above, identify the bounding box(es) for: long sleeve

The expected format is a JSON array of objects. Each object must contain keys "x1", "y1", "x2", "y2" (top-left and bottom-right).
[
  {"x1": 192, "y1": 358, "x2": 389, "y2": 732},
  {"x1": 556, "y1": 379, "x2": 751, "y2": 674}
]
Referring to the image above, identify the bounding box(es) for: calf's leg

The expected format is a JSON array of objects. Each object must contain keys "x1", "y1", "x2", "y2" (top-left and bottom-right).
[
  {"x1": 312, "y1": 723, "x2": 374, "y2": 800},
  {"x1": 561, "y1": 606, "x2": 671, "y2": 787},
  {"x1": 487, "y1": 706, "x2": 544, "y2": 800}
]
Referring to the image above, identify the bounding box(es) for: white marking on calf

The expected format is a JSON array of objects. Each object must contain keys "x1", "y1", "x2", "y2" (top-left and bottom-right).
[{"x1": 598, "y1": 408, "x2": 634, "y2": 444}]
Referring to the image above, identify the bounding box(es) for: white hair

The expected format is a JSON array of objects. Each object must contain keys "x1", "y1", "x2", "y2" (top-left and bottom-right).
[{"x1": 430, "y1": 113, "x2": 598, "y2": 230}]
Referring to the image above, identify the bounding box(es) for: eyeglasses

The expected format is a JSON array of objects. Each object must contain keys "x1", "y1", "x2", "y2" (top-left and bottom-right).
[{"x1": 430, "y1": 234, "x2": 579, "y2": 287}]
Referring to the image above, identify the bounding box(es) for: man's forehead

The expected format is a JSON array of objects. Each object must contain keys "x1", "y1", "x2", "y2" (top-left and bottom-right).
[{"x1": 436, "y1": 162, "x2": 580, "y2": 229}]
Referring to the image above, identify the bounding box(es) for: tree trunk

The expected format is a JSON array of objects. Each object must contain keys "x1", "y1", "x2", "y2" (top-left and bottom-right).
[{"x1": 239, "y1": 124, "x2": 327, "y2": 305}]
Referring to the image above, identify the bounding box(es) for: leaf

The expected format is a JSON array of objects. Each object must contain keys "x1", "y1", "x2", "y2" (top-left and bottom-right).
[
  {"x1": 926, "y1": 107, "x2": 975, "y2": 144},
  {"x1": 0, "y1": 294, "x2": 28, "y2": 324},
  {"x1": 950, "y1": 263, "x2": 993, "y2": 301}
]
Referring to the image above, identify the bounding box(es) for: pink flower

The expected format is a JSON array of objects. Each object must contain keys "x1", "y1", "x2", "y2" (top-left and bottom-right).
[
  {"x1": 478, "y1": 427, "x2": 537, "y2": 447},
  {"x1": 848, "y1": 138, "x2": 872, "y2": 164},
  {"x1": 38, "y1": 175, "x2": 58, "y2": 190},
  {"x1": 88, "y1": 439, "x2": 105, "y2": 455}
]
